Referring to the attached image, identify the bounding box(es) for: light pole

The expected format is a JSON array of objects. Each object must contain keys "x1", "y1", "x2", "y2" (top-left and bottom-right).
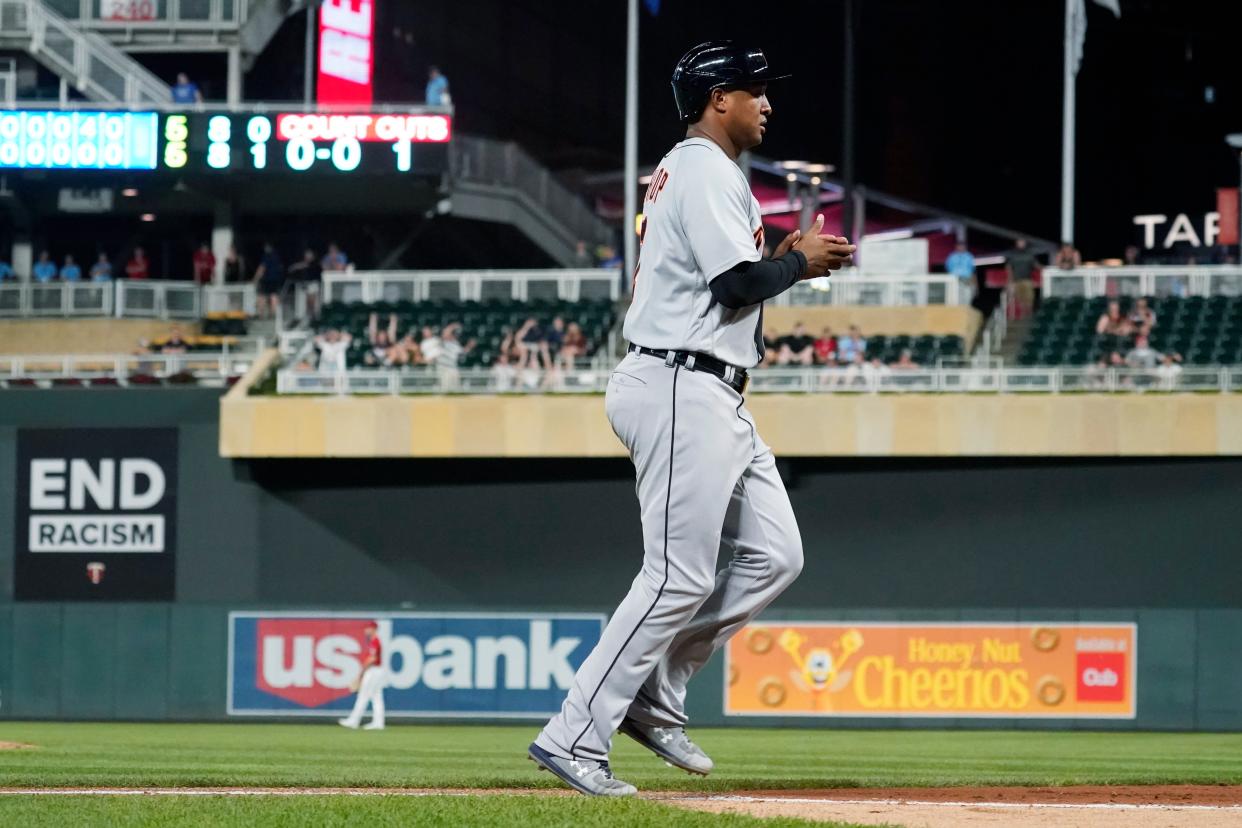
[{"x1": 1226, "y1": 134, "x2": 1242, "y2": 258}]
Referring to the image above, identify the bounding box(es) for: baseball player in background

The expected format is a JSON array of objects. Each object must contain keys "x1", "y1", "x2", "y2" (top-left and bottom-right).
[
  {"x1": 529, "y1": 41, "x2": 855, "y2": 796},
  {"x1": 338, "y1": 621, "x2": 386, "y2": 731}
]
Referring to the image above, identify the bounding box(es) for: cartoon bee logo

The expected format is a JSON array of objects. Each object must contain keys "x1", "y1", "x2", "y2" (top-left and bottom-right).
[{"x1": 776, "y1": 628, "x2": 864, "y2": 710}]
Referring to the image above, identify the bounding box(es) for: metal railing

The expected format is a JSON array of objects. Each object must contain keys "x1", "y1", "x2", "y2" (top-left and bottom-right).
[
  {"x1": 0, "y1": 0, "x2": 171, "y2": 103},
  {"x1": 5, "y1": 98, "x2": 453, "y2": 114},
  {"x1": 1043, "y1": 265, "x2": 1242, "y2": 299},
  {"x1": 773, "y1": 272, "x2": 970, "y2": 306},
  {"x1": 323, "y1": 269, "x2": 623, "y2": 305},
  {"x1": 0, "y1": 57, "x2": 15, "y2": 106},
  {"x1": 44, "y1": 0, "x2": 247, "y2": 29},
  {"x1": 0, "y1": 347, "x2": 261, "y2": 386},
  {"x1": 450, "y1": 135, "x2": 615, "y2": 249},
  {"x1": 0, "y1": 279, "x2": 256, "y2": 319},
  {"x1": 275, "y1": 364, "x2": 1242, "y2": 396}
]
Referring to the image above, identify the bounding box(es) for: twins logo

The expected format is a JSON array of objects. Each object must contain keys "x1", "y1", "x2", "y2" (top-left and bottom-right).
[{"x1": 229, "y1": 612, "x2": 604, "y2": 717}]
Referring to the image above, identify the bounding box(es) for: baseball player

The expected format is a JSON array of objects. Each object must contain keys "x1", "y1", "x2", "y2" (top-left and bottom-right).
[
  {"x1": 528, "y1": 41, "x2": 855, "y2": 796},
  {"x1": 338, "y1": 621, "x2": 385, "y2": 731}
]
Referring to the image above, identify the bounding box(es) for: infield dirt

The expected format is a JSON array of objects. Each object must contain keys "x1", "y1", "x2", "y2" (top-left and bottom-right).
[
  {"x1": 4, "y1": 785, "x2": 1240, "y2": 827},
  {"x1": 664, "y1": 785, "x2": 1242, "y2": 826}
]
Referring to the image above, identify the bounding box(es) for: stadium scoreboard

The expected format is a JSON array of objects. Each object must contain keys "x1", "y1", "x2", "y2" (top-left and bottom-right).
[{"x1": 0, "y1": 109, "x2": 452, "y2": 175}]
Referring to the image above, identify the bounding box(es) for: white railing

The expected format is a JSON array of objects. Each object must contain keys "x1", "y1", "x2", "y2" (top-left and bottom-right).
[
  {"x1": 0, "y1": 57, "x2": 15, "y2": 106},
  {"x1": 0, "y1": 0, "x2": 171, "y2": 103},
  {"x1": 0, "y1": 280, "x2": 114, "y2": 316},
  {"x1": 115, "y1": 279, "x2": 201, "y2": 318},
  {"x1": 0, "y1": 347, "x2": 260, "y2": 386},
  {"x1": 7, "y1": 98, "x2": 454, "y2": 115},
  {"x1": 769, "y1": 271, "x2": 970, "y2": 306},
  {"x1": 275, "y1": 364, "x2": 1242, "y2": 396},
  {"x1": 1043, "y1": 265, "x2": 1242, "y2": 299},
  {"x1": 203, "y1": 283, "x2": 257, "y2": 317},
  {"x1": 45, "y1": 0, "x2": 248, "y2": 29},
  {"x1": 0, "y1": 280, "x2": 255, "y2": 319},
  {"x1": 323, "y1": 269, "x2": 623, "y2": 305}
]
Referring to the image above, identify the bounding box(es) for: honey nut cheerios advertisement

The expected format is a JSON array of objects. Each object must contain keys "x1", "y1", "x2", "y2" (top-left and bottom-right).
[{"x1": 725, "y1": 623, "x2": 1135, "y2": 718}]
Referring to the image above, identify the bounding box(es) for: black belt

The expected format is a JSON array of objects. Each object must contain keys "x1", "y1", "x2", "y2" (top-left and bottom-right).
[{"x1": 628, "y1": 344, "x2": 749, "y2": 392}]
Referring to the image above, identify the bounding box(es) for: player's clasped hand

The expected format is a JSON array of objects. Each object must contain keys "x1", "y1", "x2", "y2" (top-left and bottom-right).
[{"x1": 792, "y1": 214, "x2": 856, "y2": 278}]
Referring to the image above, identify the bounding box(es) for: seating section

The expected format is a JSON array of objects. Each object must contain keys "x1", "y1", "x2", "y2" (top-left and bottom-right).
[
  {"x1": 865, "y1": 334, "x2": 964, "y2": 364},
  {"x1": 1019, "y1": 296, "x2": 1242, "y2": 366},
  {"x1": 318, "y1": 298, "x2": 617, "y2": 369}
]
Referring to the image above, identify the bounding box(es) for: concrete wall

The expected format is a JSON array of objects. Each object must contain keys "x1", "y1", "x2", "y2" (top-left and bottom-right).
[{"x1": 2, "y1": 389, "x2": 1240, "y2": 727}]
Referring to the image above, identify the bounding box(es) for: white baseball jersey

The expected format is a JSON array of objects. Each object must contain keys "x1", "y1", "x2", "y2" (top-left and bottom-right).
[{"x1": 623, "y1": 137, "x2": 766, "y2": 369}]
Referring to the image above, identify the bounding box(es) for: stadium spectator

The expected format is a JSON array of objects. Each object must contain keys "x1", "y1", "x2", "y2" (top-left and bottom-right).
[
  {"x1": 171, "y1": 72, "x2": 203, "y2": 104},
  {"x1": 364, "y1": 313, "x2": 399, "y2": 366},
  {"x1": 253, "y1": 243, "x2": 284, "y2": 319},
  {"x1": 1155, "y1": 353, "x2": 1184, "y2": 390},
  {"x1": 1054, "y1": 241, "x2": 1082, "y2": 270},
  {"x1": 1095, "y1": 300, "x2": 1131, "y2": 336},
  {"x1": 287, "y1": 248, "x2": 323, "y2": 319},
  {"x1": 314, "y1": 328, "x2": 352, "y2": 373},
  {"x1": 597, "y1": 245, "x2": 623, "y2": 269},
  {"x1": 841, "y1": 351, "x2": 888, "y2": 388},
  {"x1": 516, "y1": 317, "x2": 546, "y2": 368},
  {"x1": 545, "y1": 315, "x2": 566, "y2": 362},
  {"x1": 945, "y1": 241, "x2": 975, "y2": 291},
  {"x1": 1088, "y1": 351, "x2": 1122, "y2": 389},
  {"x1": 1005, "y1": 238, "x2": 1038, "y2": 318},
  {"x1": 891, "y1": 349, "x2": 919, "y2": 370},
  {"x1": 418, "y1": 326, "x2": 442, "y2": 364},
  {"x1": 1128, "y1": 297, "x2": 1157, "y2": 336},
  {"x1": 837, "y1": 325, "x2": 867, "y2": 363},
  {"x1": 393, "y1": 332, "x2": 423, "y2": 367},
  {"x1": 322, "y1": 243, "x2": 348, "y2": 273},
  {"x1": 1125, "y1": 335, "x2": 1160, "y2": 370},
  {"x1": 192, "y1": 243, "x2": 216, "y2": 285},
  {"x1": 492, "y1": 350, "x2": 517, "y2": 390},
  {"x1": 33, "y1": 250, "x2": 56, "y2": 282},
  {"x1": 557, "y1": 321, "x2": 588, "y2": 369},
  {"x1": 425, "y1": 65, "x2": 451, "y2": 106},
  {"x1": 437, "y1": 322, "x2": 465, "y2": 387},
  {"x1": 1123, "y1": 245, "x2": 1141, "y2": 265},
  {"x1": 223, "y1": 246, "x2": 244, "y2": 283},
  {"x1": 777, "y1": 322, "x2": 815, "y2": 366},
  {"x1": 59, "y1": 254, "x2": 81, "y2": 282},
  {"x1": 813, "y1": 326, "x2": 836, "y2": 365},
  {"x1": 90, "y1": 252, "x2": 112, "y2": 282},
  {"x1": 0, "y1": 258, "x2": 12, "y2": 280},
  {"x1": 125, "y1": 247, "x2": 150, "y2": 280},
  {"x1": 161, "y1": 326, "x2": 189, "y2": 354},
  {"x1": 573, "y1": 240, "x2": 594, "y2": 269}
]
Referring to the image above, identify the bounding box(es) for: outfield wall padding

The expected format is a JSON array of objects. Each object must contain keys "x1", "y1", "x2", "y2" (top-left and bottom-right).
[{"x1": 1, "y1": 390, "x2": 1240, "y2": 728}]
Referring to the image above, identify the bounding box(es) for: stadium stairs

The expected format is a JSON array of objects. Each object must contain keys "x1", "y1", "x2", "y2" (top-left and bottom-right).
[
  {"x1": 0, "y1": 0, "x2": 169, "y2": 103},
  {"x1": 997, "y1": 314, "x2": 1033, "y2": 364}
]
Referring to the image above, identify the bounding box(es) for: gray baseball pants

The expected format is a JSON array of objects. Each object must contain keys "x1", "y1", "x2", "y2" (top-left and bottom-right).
[{"x1": 535, "y1": 350, "x2": 803, "y2": 763}]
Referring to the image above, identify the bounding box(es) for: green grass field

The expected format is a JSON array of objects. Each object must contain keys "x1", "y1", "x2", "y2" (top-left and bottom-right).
[{"x1": 0, "y1": 723, "x2": 1239, "y2": 826}]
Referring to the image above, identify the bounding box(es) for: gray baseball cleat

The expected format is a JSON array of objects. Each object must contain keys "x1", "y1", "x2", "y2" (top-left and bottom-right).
[
  {"x1": 527, "y1": 742, "x2": 637, "y2": 797},
  {"x1": 618, "y1": 718, "x2": 714, "y2": 775}
]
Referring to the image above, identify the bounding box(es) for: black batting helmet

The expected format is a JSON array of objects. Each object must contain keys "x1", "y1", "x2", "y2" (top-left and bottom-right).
[{"x1": 670, "y1": 41, "x2": 790, "y2": 124}]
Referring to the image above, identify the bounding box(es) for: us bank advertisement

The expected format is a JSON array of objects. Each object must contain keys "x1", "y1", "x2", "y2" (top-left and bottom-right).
[
  {"x1": 726, "y1": 622, "x2": 1135, "y2": 719},
  {"x1": 228, "y1": 612, "x2": 605, "y2": 717}
]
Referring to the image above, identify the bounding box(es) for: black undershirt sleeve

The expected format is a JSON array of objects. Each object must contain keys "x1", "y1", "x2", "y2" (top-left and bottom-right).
[{"x1": 708, "y1": 251, "x2": 807, "y2": 309}]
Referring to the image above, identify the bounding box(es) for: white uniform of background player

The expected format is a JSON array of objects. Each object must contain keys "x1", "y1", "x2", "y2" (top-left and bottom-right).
[
  {"x1": 339, "y1": 621, "x2": 385, "y2": 730},
  {"x1": 532, "y1": 41, "x2": 853, "y2": 790}
]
